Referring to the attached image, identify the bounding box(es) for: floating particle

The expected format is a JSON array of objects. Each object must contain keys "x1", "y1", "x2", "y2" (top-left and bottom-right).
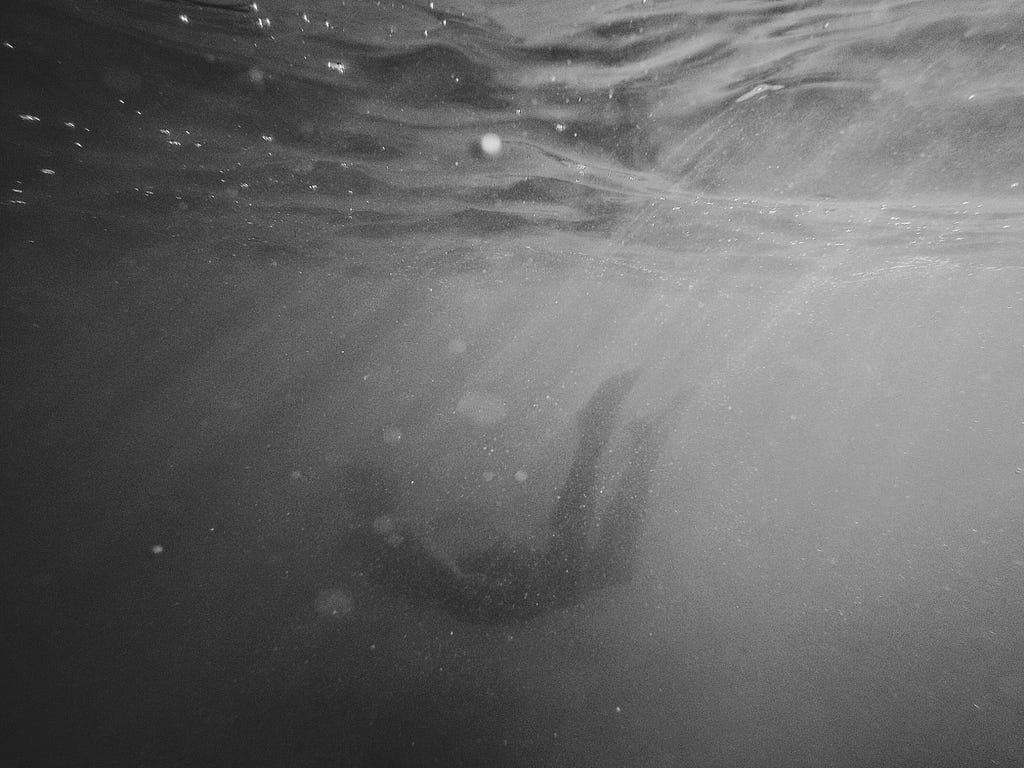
[{"x1": 478, "y1": 132, "x2": 502, "y2": 158}]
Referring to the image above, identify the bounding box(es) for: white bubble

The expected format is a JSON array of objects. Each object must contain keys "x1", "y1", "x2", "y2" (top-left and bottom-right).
[
  {"x1": 447, "y1": 338, "x2": 467, "y2": 355},
  {"x1": 514, "y1": 470, "x2": 528, "y2": 483},
  {"x1": 482, "y1": 471, "x2": 496, "y2": 482},
  {"x1": 479, "y1": 132, "x2": 502, "y2": 158},
  {"x1": 151, "y1": 544, "x2": 164, "y2": 555},
  {"x1": 382, "y1": 426, "x2": 402, "y2": 444}
]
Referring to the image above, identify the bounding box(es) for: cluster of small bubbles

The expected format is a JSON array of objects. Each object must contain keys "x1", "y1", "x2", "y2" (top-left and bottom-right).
[
  {"x1": 382, "y1": 426, "x2": 402, "y2": 444},
  {"x1": 447, "y1": 338, "x2": 467, "y2": 355}
]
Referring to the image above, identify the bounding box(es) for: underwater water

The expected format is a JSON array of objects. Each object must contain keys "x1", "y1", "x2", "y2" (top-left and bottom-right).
[{"x1": 2, "y1": 0, "x2": 1022, "y2": 765}]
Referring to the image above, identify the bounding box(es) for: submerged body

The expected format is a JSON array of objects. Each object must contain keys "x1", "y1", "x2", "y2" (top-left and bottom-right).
[{"x1": 343, "y1": 370, "x2": 678, "y2": 623}]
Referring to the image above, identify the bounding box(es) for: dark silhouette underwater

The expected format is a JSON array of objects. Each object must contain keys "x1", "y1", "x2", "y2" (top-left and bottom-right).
[{"x1": 340, "y1": 370, "x2": 682, "y2": 623}]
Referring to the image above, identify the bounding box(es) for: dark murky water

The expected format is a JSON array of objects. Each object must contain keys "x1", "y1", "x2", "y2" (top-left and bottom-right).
[{"x1": 2, "y1": 0, "x2": 1023, "y2": 765}]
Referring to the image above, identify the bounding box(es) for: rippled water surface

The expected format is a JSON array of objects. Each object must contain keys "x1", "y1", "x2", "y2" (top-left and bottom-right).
[{"x1": 2, "y1": 0, "x2": 1023, "y2": 765}]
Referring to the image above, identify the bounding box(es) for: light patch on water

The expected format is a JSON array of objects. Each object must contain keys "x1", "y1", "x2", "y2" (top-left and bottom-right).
[
  {"x1": 314, "y1": 588, "x2": 355, "y2": 619},
  {"x1": 735, "y1": 83, "x2": 784, "y2": 103}
]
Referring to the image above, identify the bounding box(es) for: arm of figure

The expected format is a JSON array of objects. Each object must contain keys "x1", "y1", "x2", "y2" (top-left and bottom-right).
[
  {"x1": 588, "y1": 386, "x2": 692, "y2": 589},
  {"x1": 548, "y1": 369, "x2": 641, "y2": 586}
]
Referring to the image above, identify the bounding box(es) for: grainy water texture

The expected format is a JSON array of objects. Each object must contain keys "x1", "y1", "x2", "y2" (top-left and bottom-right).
[{"x1": 2, "y1": 0, "x2": 1022, "y2": 765}]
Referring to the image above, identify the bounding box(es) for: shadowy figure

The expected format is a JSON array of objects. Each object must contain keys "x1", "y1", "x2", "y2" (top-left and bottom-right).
[{"x1": 341, "y1": 370, "x2": 681, "y2": 623}]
